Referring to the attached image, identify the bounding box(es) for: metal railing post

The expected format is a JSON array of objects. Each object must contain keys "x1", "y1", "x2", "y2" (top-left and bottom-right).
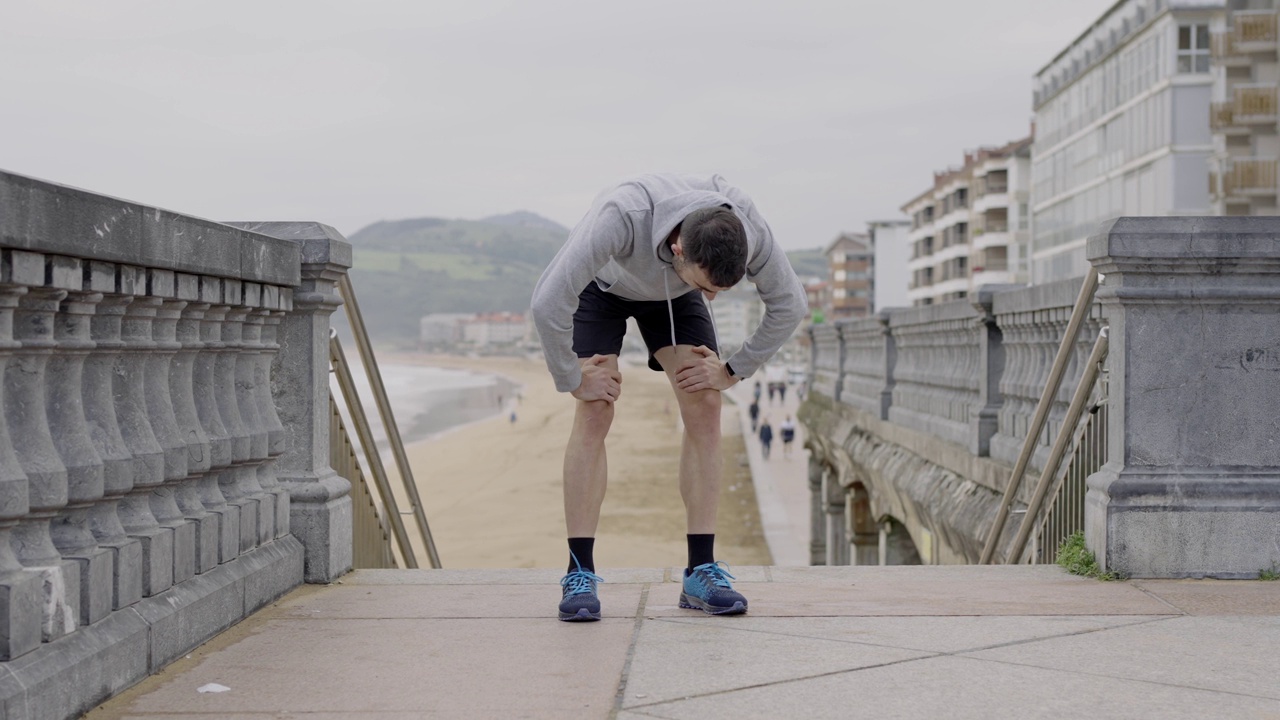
[
  {"x1": 1007, "y1": 327, "x2": 1108, "y2": 563},
  {"x1": 979, "y1": 267, "x2": 1099, "y2": 564},
  {"x1": 336, "y1": 275, "x2": 441, "y2": 569},
  {"x1": 329, "y1": 333, "x2": 418, "y2": 568}
]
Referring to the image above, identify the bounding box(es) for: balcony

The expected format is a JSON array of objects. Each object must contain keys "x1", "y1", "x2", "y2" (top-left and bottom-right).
[
  {"x1": 1211, "y1": 84, "x2": 1278, "y2": 133},
  {"x1": 1211, "y1": 30, "x2": 1249, "y2": 65},
  {"x1": 1235, "y1": 9, "x2": 1278, "y2": 51},
  {"x1": 1214, "y1": 157, "x2": 1278, "y2": 202}
]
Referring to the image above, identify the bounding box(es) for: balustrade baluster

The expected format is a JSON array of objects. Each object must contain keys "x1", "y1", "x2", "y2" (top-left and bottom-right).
[
  {"x1": 195, "y1": 281, "x2": 239, "y2": 564},
  {"x1": 236, "y1": 285, "x2": 274, "y2": 546},
  {"x1": 116, "y1": 297, "x2": 173, "y2": 597},
  {"x1": 48, "y1": 286, "x2": 114, "y2": 627},
  {"x1": 7, "y1": 286, "x2": 79, "y2": 639},
  {"x1": 172, "y1": 288, "x2": 218, "y2": 574},
  {"x1": 0, "y1": 275, "x2": 42, "y2": 659},
  {"x1": 87, "y1": 284, "x2": 145, "y2": 612},
  {"x1": 147, "y1": 292, "x2": 197, "y2": 585},
  {"x1": 257, "y1": 304, "x2": 289, "y2": 539},
  {"x1": 214, "y1": 288, "x2": 259, "y2": 554}
]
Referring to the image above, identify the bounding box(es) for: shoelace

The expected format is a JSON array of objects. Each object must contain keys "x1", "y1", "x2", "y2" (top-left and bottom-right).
[
  {"x1": 561, "y1": 568, "x2": 603, "y2": 596},
  {"x1": 691, "y1": 561, "x2": 736, "y2": 588}
]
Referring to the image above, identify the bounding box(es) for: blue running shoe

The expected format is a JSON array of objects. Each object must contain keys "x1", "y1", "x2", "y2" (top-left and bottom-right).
[
  {"x1": 559, "y1": 558, "x2": 602, "y2": 622},
  {"x1": 680, "y1": 561, "x2": 748, "y2": 615}
]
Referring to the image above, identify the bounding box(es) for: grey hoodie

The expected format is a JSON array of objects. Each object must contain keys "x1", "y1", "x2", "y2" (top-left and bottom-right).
[{"x1": 531, "y1": 173, "x2": 808, "y2": 393}]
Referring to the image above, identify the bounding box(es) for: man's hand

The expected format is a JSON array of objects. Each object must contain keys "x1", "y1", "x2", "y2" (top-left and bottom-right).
[
  {"x1": 571, "y1": 354, "x2": 622, "y2": 403},
  {"x1": 674, "y1": 345, "x2": 737, "y2": 393}
]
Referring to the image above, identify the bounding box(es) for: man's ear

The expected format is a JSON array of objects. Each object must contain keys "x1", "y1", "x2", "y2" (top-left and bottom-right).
[{"x1": 671, "y1": 235, "x2": 684, "y2": 257}]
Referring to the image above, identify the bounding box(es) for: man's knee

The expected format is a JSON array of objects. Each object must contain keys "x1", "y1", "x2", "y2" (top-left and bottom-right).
[
  {"x1": 678, "y1": 389, "x2": 722, "y2": 433},
  {"x1": 575, "y1": 399, "x2": 615, "y2": 438}
]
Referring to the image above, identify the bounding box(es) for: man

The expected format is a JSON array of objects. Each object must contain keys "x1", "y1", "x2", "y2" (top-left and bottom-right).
[
  {"x1": 780, "y1": 415, "x2": 796, "y2": 458},
  {"x1": 531, "y1": 173, "x2": 807, "y2": 622}
]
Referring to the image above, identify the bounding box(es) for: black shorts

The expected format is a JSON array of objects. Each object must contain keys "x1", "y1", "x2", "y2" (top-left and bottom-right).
[{"x1": 572, "y1": 280, "x2": 718, "y2": 372}]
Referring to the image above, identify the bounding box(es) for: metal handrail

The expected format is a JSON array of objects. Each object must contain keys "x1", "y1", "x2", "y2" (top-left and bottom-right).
[
  {"x1": 330, "y1": 394, "x2": 399, "y2": 568},
  {"x1": 979, "y1": 267, "x2": 1099, "y2": 564},
  {"x1": 336, "y1": 274, "x2": 442, "y2": 569},
  {"x1": 330, "y1": 332, "x2": 420, "y2": 568},
  {"x1": 1006, "y1": 327, "x2": 1108, "y2": 563}
]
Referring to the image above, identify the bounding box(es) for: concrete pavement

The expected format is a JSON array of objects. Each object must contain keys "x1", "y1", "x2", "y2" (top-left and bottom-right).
[
  {"x1": 89, "y1": 566, "x2": 1280, "y2": 719},
  {"x1": 727, "y1": 381, "x2": 811, "y2": 566}
]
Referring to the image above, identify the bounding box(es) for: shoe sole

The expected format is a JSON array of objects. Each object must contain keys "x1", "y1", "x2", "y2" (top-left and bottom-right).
[
  {"x1": 679, "y1": 592, "x2": 748, "y2": 616},
  {"x1": 559, "y1": 607, "x2": 601, "y2": 622}
]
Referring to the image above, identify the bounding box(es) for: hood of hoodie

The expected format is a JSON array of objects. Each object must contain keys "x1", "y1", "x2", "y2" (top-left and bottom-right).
[{"x1": 592, "y1": 174, "x2": 758, "y2": 302}]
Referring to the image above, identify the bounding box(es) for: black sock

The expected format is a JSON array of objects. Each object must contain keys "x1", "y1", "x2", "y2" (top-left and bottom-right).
[
  {"x1": 568, "y1": 537, "x2": 595, "y2": 573},
  {"x1": 687, "y1": 534, "x2": 715, "y2": 572}
]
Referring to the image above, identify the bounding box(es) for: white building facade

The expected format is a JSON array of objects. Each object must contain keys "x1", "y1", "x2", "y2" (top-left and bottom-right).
[
  {"x1": 1032, "y1": 0, "x2": 1225, "y2": 284},
  {"x1": 1210, "y1": 1, "x2": 1279, "y2": 215},
  {"x1": 902, "y1": 137, "x2": 1032, "y2": 307}
]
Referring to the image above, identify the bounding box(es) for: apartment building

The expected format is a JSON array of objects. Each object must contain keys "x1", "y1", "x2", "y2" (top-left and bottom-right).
[
  {"x1": 901, "y1": 137, "x2": 1032, "y2": 307},
  {"x1": 710, "y1": 286, "x2": 765, "y2": 357},
  {"x1": 1210, "y1": 1, "x2": 1280, "y2": 214},
  {"x1": 867, "y1": 219, "x2": 911, "y2": 312},
  {"x1": 824, "y1": 233, "x2": 873, "y2": 318},
  {"x1": 1031, "y1": 0, "x2": 1224, "y2": 284}
]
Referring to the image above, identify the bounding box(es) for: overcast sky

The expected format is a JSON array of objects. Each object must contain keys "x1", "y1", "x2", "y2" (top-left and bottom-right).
[{"x1": 1, "y1": 1, "x2": 1115, "y2": 250}]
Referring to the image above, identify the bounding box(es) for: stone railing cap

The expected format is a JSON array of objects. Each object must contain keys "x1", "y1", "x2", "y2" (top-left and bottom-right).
[
  {"x1": 224, "y1": 222, "x2": 352, "y2": 270},
  {"x1": 1088, "y1": 216, "x2": 1280, "y2": 263},
  {"x1": 0, "y1": 169, "x2": 301, "y2": 287}
]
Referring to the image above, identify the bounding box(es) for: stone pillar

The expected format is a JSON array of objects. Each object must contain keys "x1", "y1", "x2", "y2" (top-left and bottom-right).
[
  {"x1": 0, "y1": 257, "x2": 43, "y2": 658},
  {"x1": 1086, "y1": 217, "x2": 1280, "y2": 578},
  {"x1": 876, "y1": 310, "x2": 895, "y2": 421},
  {"x1": 807, "y1": 457, "x2": 825, "y2": 565},
  {"x1": 235, "y1": 285, "x2": 275, "y2": 546},
  {"x1": 7, "y1": 286, "x2": 80, "y2": 639},
  {"x1": 822, "y1": 466, "x2": 848, "y2": 566},
  {"x1": 968, "y1": 285, "x2": 1017, "y2": 456},
  {"x1": 273, "y1": 229, "x2": 352, "y2": 583},
  {"x1": 215, "y1": 292, "x2": 260, "y2": 555}
]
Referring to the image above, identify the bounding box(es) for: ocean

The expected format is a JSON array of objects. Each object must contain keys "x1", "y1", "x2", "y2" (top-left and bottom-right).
[{"x1": 331, "y1": 358, "x2": 520, "y2": 464}]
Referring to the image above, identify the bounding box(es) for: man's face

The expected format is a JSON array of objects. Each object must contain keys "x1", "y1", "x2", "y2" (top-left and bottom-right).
[{"x1": 673, "y1": 238, "x2": 731, "y2": 300}]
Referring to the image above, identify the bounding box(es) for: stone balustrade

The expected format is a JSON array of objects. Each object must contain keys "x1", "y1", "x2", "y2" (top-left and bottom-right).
[
  {"x1": 0, "y1": 170, "x2": 353, "y2": 718},
  {"x1": 803, "y1": 216, "x2": 1280, "y2": 579}
]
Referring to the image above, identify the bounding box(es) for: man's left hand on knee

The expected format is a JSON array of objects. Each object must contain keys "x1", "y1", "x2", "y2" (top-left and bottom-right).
[{"x1": 674, "y1": 345, "x2": 736, "y2": 393}]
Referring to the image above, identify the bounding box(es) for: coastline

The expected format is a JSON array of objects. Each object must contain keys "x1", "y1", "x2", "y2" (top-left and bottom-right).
[{"x1": 373, "y1": 352, "x2": 772, "y2": 570}]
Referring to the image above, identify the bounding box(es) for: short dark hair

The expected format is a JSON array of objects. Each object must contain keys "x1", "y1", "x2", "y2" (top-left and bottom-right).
[{"x1": 679, "y1": 206, "x2": 747, "y2": 288}]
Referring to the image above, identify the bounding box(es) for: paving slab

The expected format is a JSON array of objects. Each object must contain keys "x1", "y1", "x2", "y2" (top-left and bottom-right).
[
  {"x1": 965, "y1": 615, "x2": 1280, "y2": 700},
  {"x1": 100, "y1": 616, "x2": 632, "y2": 718},
  {"x1": 627, "y1": 654, "x2": 1280, "y2": 720},
  {"x1": 651, "y1": 614, "x2": 1170, "y2": 654},
  {"x1": 621, "y1": 617, "x2": 928, "y2": 707},
  {"x1": 274, "y1": 582, "x2": 644, "y2": 619},
  {"x1": 644, "y1": 577, "x2": 1172, "y2": 617},
  {"x1": 1134, "y1": 579, "x2": 1280, "y2": 615}
]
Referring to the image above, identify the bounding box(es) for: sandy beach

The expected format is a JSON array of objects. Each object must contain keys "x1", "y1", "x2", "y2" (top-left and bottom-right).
[{"x1": 377, "y1": 353, "x2": 772, "y2": 570}]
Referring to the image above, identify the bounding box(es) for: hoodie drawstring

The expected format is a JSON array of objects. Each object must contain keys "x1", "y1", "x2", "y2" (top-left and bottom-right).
[{"x1": 665, "y1": 267, "x2": 722, "y2": 357}]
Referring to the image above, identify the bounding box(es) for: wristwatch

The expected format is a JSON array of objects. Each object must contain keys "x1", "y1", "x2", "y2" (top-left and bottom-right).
[{"x1": 725, "y1": 361, "x2": 736, "y2": 378}]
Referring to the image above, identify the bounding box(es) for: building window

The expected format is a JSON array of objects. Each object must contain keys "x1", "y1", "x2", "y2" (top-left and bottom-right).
[
  {"x1": 834, "y1": 270, "x2": 847, "y2": 282},
  {"x1": 1177, "y1": 24, "x2": 1209, "y2": 74},
  {"x1": 830, "y1": 252, "x2": 846, "y2": 264}
]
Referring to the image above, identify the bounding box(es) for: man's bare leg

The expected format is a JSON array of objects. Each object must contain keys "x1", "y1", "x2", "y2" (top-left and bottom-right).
[
  {"x1": 654, "y1": 345, "x2": 722, "y2": 535},
  {"x1": 563, "y1": 355, "x2": 619, "y2": 539}
]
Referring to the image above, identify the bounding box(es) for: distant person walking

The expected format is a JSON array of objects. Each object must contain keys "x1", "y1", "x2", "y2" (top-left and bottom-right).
[
  {"x1": 530, "y1": 173, "x2": 807, "y2": 622},
  {"x1": 780, "y1": 415, "x2": 796, "y2": 458},
  {"x1": 758, "y1": 418, "x2": 774, "y2": 460},
  {"x1": 753, "y1": 380, "x2": 762, "y2": 404},
  {"x1": 748, "y1": 399, "x2": 760, "y2": 432}
]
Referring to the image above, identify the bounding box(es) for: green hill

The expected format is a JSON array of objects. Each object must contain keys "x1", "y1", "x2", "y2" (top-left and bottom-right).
[
  {"x1": 785, "y1": 247, "x2": 828, "y2": 280},
  {"x1": 343, "y1": 213, "x2": 570, "y2": 346}
]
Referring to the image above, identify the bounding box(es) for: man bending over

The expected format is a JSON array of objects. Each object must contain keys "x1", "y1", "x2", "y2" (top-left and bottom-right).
[{"x1": 531, "y1": 173, "x2": 807, "y2": 621}]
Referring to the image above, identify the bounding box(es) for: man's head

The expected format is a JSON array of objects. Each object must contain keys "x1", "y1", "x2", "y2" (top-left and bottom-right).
[{"x1": 672, "y1": 206, "x2": 748, "y2": 299}]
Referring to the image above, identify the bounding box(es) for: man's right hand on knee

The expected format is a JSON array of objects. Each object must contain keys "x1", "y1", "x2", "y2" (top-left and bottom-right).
[{"x1": 571, "y1": 355, "x2": 622, "y2": 403}]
